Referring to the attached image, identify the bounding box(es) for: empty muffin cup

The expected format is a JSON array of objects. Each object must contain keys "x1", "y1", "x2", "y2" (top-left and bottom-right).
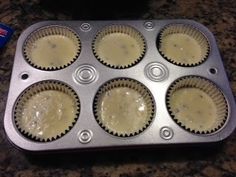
[
  {"x1": 92, "y1": 25, "x2": 146, "y2": 69},
  {"x1": 166, "y1": 76, "x2": 228, "y2": 134},
  {"x1": 14, "y1": 81, "x2": 80, "y2": 142},
  {"x1": 158, "y1": 24, "x2": 210, "y2": 66},
  {"x1": 23, "y1": 25, "x2": 81, "y2": 70},
  {"x1": 93, "y1": 78, "x2": 155, "y2": 137}
]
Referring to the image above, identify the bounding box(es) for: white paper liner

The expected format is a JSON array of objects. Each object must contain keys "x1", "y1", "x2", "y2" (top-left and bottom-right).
[
  {"x1": 166, "y1": 76, "x2": 228, "y2": 134},
  {"x1": 14, "y1": 80, "x2": 80, "y2": 142},
  {"x1": 23, "y1": 25, "x2": 81, "y2": 70},
  {"x1": 93, "y1": 78, "x2": 155, "y2": 137},
  {"x1": 92, "y1": 25, "x2": 146, "y2": 69},
  {"x1": 158, "y1": 24, "x2": 210, "y2": 67}
]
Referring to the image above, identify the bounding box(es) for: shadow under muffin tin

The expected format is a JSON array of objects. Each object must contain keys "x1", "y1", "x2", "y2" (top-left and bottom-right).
[{"x1": 4, "y1": 20, "x2": 236, "y2": 151}]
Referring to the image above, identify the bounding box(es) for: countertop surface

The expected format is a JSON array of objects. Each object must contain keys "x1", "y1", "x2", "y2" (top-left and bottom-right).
[{"x1": 0, "y1": 0, "x2": 236, "y2": 176}]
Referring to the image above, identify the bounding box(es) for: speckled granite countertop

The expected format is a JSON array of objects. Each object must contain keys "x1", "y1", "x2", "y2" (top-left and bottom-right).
[{"x1": 0, "y1": 0, "x2": 236, "y2": 176}]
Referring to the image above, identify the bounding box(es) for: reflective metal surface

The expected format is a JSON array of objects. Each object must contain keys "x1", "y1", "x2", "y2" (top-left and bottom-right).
[{"x1": 4, "y1": 20, "x2": 236, "y2": 152}]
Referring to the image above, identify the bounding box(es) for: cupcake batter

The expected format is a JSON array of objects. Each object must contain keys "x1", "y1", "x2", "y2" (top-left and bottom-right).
[
  {"x1": 170, "y1": 88, "x2": 217, "y2": 131},
  {"x1": 161, "y1": 34, "x2": 202, "y2": 64},
  {"x1": 19, "y1": 90, "x2": 76, "y2": 140},
  {"x1": 96, "y1": 33, "x2": 142, "y2": 66},
  {"x1": 30, "y1": 35, "x2": 78, "y2": 68},
  {"x1": 98, "y1": 87, "x2": 149, "y2": 135}
]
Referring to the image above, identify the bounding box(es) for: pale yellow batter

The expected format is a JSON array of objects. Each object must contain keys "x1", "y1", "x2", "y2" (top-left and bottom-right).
[
  {"x1": 19, "y1": 90, "x2": 76, "y2": 140},
  {"x1": 96, "y1": 33, "x2": 142, "y2": 66},
  {"x1": 30, "y1": 35, "x2": 78, "y2": 68},
  {"x1": 161, "y1": 34, "x2": 202, "y2": 64},
  {"x1": 170, "y1": 88, "x2": 217, "y2": 131},
  {"x1": 98, "y1": 87, "x2": 149, "y2": 135}
]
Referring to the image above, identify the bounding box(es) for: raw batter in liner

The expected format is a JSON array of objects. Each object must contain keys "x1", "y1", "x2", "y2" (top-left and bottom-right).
[
  {"x1": 169, "y1": 87, "x2": 217, "y2": 131},
  {"x1": 98, "y1": 87, "x2": 149, "y2": 135},
  {"x1": 96, "y1": 33, "x2": 142, "y2": 67},
  {"x1": 30, "y1": 35, "x2": 78, "y2": 68},
  {"x1": 19, "y1": 90, "x2": 76, "y2": 140},
  {"x1": 160, "y1": 33, "x2": 202, "y2": 64}
]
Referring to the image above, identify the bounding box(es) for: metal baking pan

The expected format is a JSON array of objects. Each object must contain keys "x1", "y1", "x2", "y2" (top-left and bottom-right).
[{"x1": 4, "y1": 20, "x2": 236, "y2": 152}]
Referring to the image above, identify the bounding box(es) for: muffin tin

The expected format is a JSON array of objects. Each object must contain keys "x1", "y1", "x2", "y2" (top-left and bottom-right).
[{"x1": 4, "y1": 20, "x2": 236, "y2": 152}]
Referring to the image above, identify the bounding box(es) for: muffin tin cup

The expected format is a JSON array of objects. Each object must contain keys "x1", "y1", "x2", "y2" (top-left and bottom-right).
[
  {"x1": 14, "y1": 80, "x2": 80, "y2": 142},
  {"x1": 3, "y1": 20, "x2": 236, "y2": 152},
  {"x1": 92, "y1": 25, "x2": 146, "y2": 69},
  {"x1": 93, "y1": 78, "x2": 155, "y2": 137},
  {"x1": 23, "y1": 25, "x2": 81, "y2": 71},
  {"x1": 166, "y1": 76, "x2": 228, "y2": 134},
  {"x1": 157, "y1": 24, "x2": 210, "y2": 67}
]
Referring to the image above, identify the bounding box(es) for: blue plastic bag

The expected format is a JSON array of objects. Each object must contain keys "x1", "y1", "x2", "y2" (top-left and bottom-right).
[{"x1": 0, "y1": 23, "x2": 14, "y2": 48}]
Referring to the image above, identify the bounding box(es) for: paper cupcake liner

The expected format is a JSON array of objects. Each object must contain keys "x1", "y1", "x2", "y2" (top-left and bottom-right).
[
  {"x1": 14, "y1": 80, "x2": 80, "y2": 142},
  {"x1": 93, "y1": 78, "x2": 155, "y2": 137},
  {"x1": 166, "y1": 76, "x2": 228, "y2": 134},
  {"x1": 23, "y1": 25, "x2": 81, "y2": 71},
  {"x1": 157, "y1": 24, "x2": 210, "y2": 67},
  {"x1": 92, "y1": 25, "x2": 146, "y2": 69}
]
